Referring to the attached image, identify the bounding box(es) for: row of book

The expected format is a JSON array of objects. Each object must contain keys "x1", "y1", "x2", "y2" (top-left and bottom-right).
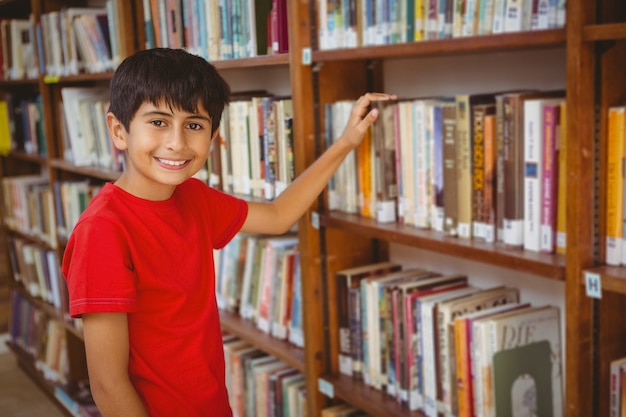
[
  {"x1": 223, "y1": 333, "x2": 306, "y2": 417},
  {"x1": 0, "y1": 92, "x2": 47, "y2": 157},
  {"x1": 211, "y1": 95, "x2": 295, "y2": 200},
  {"x1": 59, "y1": 86, "x2": 124, "y2": 170},
  {"x1": 10, "y1": 291, "x2": 101, "y2": 416},
  {"x1": 0, "y1": 16, "x2": 38, "y2": 80},
  {"x1": 327, "y1": 90, "x2": 567, "y2": 254},
  {"x1": 334, "y1": 261, "x2": 563, "y2": 417},
  {"x1": 317, "y1": 0, "x2": 567, "y2": 50},
  {"x1": 0, "y1": 1, "x2": 126, "y2": 80},
  {"x1": 10, "y1": 291, "x2": 70, "y2": 384},
  {"x1": 142, "y1": 0, "x2": 289, "y2": 60},
  {"x1": 611, "y1": 356, "x2": 626, "y2": 417},
  {"x1": 216, "y1": 233, "x2": 304, "y2": 348},
  {"x1": 224, "y1": 333, "x2": 371, "y2": 417},
  {"x1": 1, "y1": 175, "x2": 57, "y2": 247},
  {"x1": 8, "y1": 236, "x2": 68, "y2": 316},
  {"x1": 604, "y1": 105, "x2": 626, "y2": 266}
]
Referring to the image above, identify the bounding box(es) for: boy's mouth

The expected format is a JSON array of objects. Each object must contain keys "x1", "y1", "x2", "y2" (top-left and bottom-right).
[{"x1": 156, "y1": 157, "x2": 190, "y2": 168}]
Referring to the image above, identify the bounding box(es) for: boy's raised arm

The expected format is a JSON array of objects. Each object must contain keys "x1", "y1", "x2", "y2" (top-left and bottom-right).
[
  {"x1": 82, "y1": 313, "x2": 150, "y2": 417},
  {"x1": 241, "y1": 92, "x2": 396, "y2": 235}
]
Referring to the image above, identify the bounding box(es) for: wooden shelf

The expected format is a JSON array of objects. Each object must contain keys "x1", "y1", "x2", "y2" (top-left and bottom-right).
[
  {"x1": 321, "y1": 373, "x2": 425, "y2": 417},
  {"x1": 320, "y1": 212, "x2": 566, "y2": 281},
  {"x1": 583, "y1": 23, "x2": 626, "y2": 42},
  {"x1": 219, "y1": 309, "x2": 305, "y2": 373},
  {"x1": 1, "y1": 151, "x2": 47, "y2": 164},
  {"x1": 210, "y1": 54, "x2": 290, "y2": 70},
  {"x1": 49, "y1": 159, "x2": 121, "y2": 181},
  {"x1": 43, "y1": 72, "x2": 115, "y2": 84},
  {"x1": 0, "y1": 77, "x2": 39, "y2": 87},
  {"x1": 582, "y1": 265, "x2": 626, "y2": 295},
  {"x1": 312, "y1": 29, "x2": 565, "y2": 62}
]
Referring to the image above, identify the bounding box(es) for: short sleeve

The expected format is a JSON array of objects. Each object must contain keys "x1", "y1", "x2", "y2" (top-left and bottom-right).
[{"x1": 62, "y1": 217, "x2": 138, "y2": 317}]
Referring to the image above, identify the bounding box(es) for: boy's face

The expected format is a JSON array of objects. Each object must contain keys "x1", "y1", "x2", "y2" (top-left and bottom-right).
[{"x1": 107, "y1": 100, "x2": 218, "y2": 200}]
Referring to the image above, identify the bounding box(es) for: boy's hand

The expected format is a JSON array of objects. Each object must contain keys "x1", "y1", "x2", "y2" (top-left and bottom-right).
[{"x1": 340, "y1": 92, "x2": 397, "y2": 147}]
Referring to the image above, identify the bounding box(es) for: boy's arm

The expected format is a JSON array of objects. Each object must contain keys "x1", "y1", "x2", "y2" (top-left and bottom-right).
[
  {"x1": 82, "y1": 313, "x2": 150, "y2": 417},
  {"x1": 241, "y1": 92, "x2": 396, "y2": 234}
]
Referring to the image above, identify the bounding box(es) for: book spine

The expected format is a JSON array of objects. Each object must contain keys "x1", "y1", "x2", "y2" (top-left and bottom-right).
[
  {"x1": 606, "y1": 106, "x2": 626, "y2": 265},
  {"x1": 502, "y1": 95, "x2": 524, "y2": 247},
  {"x1": 483, "y1": 113, "x2": 497, "y2": 243},
  {"x1": 523, "y1": 99, "x2": 544, "y2": 252},
  {"x1": 555, "y1": 101, "x2": 567, "y2": 254},
  {"x1": 456, "y1": 95, "x2": 473, "y2": 239},
  {"x1": 442, "y1": 102, "x2": 459, "y2": 236},
  {"x1": 540, "y1": 104, "x2": 560, "y2": 253},
  {"x1": 472, "y1": 104, "x2": 487, "y2": 241},
  {"x1": 432, "y1": 103, "x2": 445, "y2": 233}
]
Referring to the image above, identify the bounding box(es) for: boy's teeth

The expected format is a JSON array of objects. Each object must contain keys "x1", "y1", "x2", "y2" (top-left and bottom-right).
[{"x1": 159, "y1": 158, "x2": 186, "y2": 166}]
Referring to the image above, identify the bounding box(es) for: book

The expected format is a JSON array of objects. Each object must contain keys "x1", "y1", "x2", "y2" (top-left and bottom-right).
[
  {"x1": 540, "y1": 101, "x2": 562, "y2": 253},
  {"x1": 609, "y1": 356, "x2": 626, "y2": 417},
  {"x1": 471, "y1": 103, "x2": 496, "y2": 242},
  {"x1": 555, "y1": 101, "x2": 567, "y2": 254},
  {"x1": 606, "y1": 106, "x2": 626, "y2": 265},
  {"x1": 442, "y1": 102, "x2": 459, "y2": 236},
  {"x1": 373, "y1": 100, "x2": 399, "y2": 223}
]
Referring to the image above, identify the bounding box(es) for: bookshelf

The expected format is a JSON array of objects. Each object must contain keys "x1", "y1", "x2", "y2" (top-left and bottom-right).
[{"x1": 1, "y1": 1, "x2": 625, "y2": 417}]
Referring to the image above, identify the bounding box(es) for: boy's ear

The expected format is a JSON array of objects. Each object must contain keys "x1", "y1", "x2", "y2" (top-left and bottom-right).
[{"x1": 107, "y1": 112, "x2": 128, "y2": 151}]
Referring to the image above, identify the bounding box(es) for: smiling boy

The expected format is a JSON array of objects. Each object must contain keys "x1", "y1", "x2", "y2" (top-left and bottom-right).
[{"x1": 62, "y1": 48, "x2": 395, "y2": 417}]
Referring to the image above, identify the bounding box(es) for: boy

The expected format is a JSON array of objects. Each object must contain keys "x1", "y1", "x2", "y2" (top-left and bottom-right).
[{"x1": 62, "y1": 48, "x2": 395, "y2": 417}]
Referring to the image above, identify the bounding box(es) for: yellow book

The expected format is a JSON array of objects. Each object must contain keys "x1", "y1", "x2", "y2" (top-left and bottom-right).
[
  {"x1": 0, "y1": 100, "x2": 12, "y2": 155},
  {"x1": 555, "y1": 101, "x2": 567, "y2": 254},
  {"x1": 605, "y1": 106, "x2": 626, "y2": 265},
  {"x1": 414, "y1": 0, "x2": 425, "y2": 41}
]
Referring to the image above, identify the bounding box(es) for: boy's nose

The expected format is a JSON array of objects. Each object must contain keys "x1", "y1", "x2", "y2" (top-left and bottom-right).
[{"x1": 165, "y1": 127, "x2": 186, "y2": 150}]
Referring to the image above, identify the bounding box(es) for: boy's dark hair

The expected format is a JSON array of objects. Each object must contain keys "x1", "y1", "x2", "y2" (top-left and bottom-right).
[{"x1": 108, "y1": 48, "x2": 231, "y2": 134}]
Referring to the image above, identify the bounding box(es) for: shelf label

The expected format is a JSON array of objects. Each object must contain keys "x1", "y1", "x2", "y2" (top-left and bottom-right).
[
  {"x1": 584, "y1": 272, "x2": 602, "y2": 299},
  {"x1": 43, "y1": 75, "x2": 60, "y2": 84},
  {"x1": 311, "y1": 211, "x2": 319, "y2": 230},
  {"x1": 302, "y1": 48, "x2": 312, "y2": 65},
  {"x1": 318, "y1": 378, "x2": 334, "y2": 398}
]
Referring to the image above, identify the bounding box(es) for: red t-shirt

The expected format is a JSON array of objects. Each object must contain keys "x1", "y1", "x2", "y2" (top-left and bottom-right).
[{"x1": 62, "y1": 178, "x2": 248, "y2": 417}]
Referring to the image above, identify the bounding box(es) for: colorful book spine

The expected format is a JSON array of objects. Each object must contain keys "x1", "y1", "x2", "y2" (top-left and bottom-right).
[
  {"x1": 606, "y1": 106, "x2": 626, "y2": 265},
  {"x1": 540, "y1": 103, "x2": 561, "y2": 253}
]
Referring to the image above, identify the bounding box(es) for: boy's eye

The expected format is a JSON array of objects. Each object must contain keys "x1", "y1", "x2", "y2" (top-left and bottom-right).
[
  {"x1": 187, "y1": 123, "x2": 203, "y2": 131},
  {"x1": 151, "y1": 120, "x2": 166, "y2": 127}
]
